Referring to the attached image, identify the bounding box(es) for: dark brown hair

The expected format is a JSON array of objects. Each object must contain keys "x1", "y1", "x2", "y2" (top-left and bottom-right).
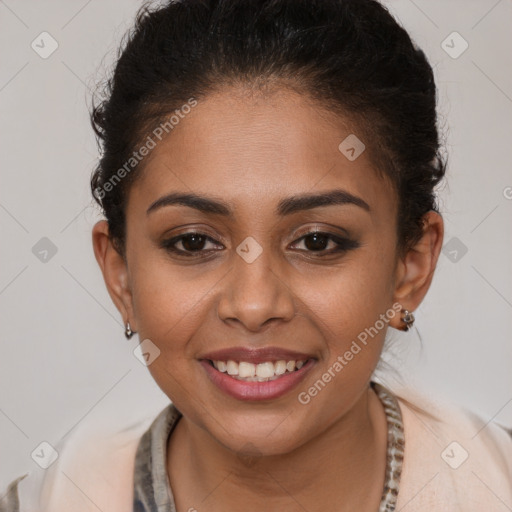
[{"x1": 90, "y1": 0, "x2": 446, "y2": 258}]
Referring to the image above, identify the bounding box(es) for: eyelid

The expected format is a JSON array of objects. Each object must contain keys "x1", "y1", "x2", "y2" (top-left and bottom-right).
[
  {"x1": 163, "y1": 226, "x2": 227, "y2": 244},
  {"x1": 166, "y1": 231, "x2": 223, "y2": 249},
  {"x1": 290, "y1": 223, "x2": 350, "y2": 240},
  {"x1": 161, "y1": 226, "x2": 359, "y2": 260},
  {"x1": 289, "y1": 231, "x2": 358, "y2": 252},
  {"x1": 164, "y1": 224, "x2": 349, "y2": 247}
]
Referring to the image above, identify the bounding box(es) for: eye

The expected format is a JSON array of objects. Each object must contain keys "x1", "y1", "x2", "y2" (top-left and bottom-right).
[
  {"x1": 161, "y1": 230, "x2": 360, "y2": 259},
  {"x1": 290, "y1": 231, "x2": 360, "y2": 256},
  {"x1": 161, "y1": 232, "x2": 223, "y2": 257}
]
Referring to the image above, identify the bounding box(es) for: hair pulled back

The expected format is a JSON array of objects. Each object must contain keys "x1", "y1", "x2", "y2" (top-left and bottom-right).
[{"x1": 90, "y1": 0, "x2": 446, "y2": 257}]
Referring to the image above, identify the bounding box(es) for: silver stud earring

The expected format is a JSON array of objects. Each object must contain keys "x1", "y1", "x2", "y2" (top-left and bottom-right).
[
  {"x1": 401, "y1": 309, "x2": 415, "y2": 331},
  {"x1": 124, "y1": 321, "x2": 136, "y2": 339}
]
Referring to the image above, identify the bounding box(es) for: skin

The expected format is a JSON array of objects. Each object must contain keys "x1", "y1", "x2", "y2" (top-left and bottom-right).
[{"x1": 92, "y1": 85, "x2": 443, "y2": 511}]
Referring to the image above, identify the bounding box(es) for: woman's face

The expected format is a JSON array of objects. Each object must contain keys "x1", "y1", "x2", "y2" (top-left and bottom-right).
[{"x1": 112, "y1": 86, "x2": 404, "y2": 455}]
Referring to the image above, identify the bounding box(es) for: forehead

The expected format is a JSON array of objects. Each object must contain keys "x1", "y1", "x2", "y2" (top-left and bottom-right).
[{"x1": 128, "y1": 86, "x2": 396, "y2": 222}]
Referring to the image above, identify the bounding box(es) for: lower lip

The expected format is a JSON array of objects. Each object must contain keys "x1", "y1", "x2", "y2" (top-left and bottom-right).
[{"x1": 199, "y1": 359, "x2": 315, "y2": 401}]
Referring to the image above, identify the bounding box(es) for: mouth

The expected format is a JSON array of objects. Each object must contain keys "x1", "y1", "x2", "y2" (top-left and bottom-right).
[
  {"x1": 206, "y1": 358, "x2": 309, "y2": 381},
  {"x1": 199, "y1": 355, "x2": 316, "y2": 401}
]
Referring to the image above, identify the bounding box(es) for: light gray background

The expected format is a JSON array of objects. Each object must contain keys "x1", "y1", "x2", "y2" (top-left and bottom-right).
[{"x1": 1, "y1": 0, "x2": 511, "y2": 488}]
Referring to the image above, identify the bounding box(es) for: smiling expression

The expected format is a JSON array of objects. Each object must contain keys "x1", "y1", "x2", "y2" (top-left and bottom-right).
[{"x1": 103, "y1": 84, "x2": 406, "y2": 454}]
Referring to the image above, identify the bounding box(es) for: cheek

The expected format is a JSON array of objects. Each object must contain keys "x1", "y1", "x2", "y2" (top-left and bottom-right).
[
  {"x1": 295, "y1": 250, "x2": 397, "y2": 385},
  {"x1": 129, "y1": 254, "x2": 214, "y2": 350},
  {"x1": 128, "y1": 263, "x2": 214, "y2": 402},
  {"x1": 292, "y1": 259, "x2": 397, "y2": 420},
  {"x1": 302, "y1": 250, "x2": 396, "y2": 331}
]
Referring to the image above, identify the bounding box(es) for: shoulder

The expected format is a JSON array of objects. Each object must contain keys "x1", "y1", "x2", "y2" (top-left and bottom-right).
[
  {"x1": 1, "y1": 409, "x2": 166, "y2": 512},
  {"x1": 0, "y1": 474, "x2": 28, "y2": 512},
  {"x1": 387, "y1": 382, "x2": 512, "y2": 511}
]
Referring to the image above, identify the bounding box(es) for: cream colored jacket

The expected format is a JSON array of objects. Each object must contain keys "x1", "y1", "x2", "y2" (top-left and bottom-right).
[{"x1": 2, "y1": 384, "x2": 511, "y2": 511}]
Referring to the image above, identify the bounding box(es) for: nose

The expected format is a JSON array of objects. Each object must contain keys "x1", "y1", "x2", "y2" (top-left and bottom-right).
[{"x1": 216, "y1": 246, "x2": 296, "y2": 333}]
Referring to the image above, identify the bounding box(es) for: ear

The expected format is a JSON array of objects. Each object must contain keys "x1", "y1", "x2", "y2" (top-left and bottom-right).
[
  {"x1": 389, "y1": 211, "x2": 444, "y2": 330},
  {"x1": 92, "y1": 220, "x2": 137, "y2": 331}
]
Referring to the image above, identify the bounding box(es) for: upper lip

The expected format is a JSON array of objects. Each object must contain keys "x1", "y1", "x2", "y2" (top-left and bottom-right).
[{"x1": 199, "y1": 346, "x2": 316, "y2": 364}]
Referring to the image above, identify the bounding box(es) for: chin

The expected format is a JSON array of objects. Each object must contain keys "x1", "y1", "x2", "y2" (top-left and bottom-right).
[{"x1": 209, "y1": 415, "x2": 310, "y2": 458}]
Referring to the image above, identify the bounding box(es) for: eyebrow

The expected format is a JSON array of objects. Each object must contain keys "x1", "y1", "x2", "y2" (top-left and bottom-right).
[{"x1": 146, "y1": 189, "x2": 370, "y2": 217}]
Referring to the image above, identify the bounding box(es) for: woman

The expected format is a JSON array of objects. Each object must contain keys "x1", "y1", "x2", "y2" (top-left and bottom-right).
[{"x1": 2, "y1": 0, "x2": 511, "y2": 511}]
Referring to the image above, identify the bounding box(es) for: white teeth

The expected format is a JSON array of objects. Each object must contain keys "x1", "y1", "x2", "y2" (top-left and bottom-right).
[
  {"x1": 226, "y1": 360, "x2": 239, "y2": 376},
  {"x1": 274, "y1": 360, "x2": 287, "y2": 375},
  {"x1": 211, "y1": 358, "x2": 308, "y2": 380},
  {"x1": 256, "y1": 362, "x2": 275, "y2": 378},
  {"x1": 238, "y1": 362, "x2": 256, "y2": 378}
]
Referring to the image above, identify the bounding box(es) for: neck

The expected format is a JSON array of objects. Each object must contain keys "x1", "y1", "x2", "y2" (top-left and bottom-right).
[{"x1": 167, "y1": 384, "x2": 388, "y2": 512}]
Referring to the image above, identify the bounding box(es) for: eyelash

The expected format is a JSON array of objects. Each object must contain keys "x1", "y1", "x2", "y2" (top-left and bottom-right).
[{"x1": 160, "y1": 230, "x2": 360, "y2": 258}]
